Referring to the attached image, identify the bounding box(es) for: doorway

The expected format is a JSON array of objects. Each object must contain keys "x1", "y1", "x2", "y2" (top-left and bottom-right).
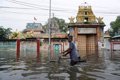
[{"x1": 77, "y1": 34, "x2": 97, "y2": 59}]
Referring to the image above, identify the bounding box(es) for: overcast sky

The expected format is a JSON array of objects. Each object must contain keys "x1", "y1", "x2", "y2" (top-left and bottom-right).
[{"x1": 0, "y1": 0, "x2": 120, "y2": 31}]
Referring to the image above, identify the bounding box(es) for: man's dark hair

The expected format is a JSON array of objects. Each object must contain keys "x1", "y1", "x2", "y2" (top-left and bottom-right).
[{"x1": 68, "y1": 35, "x2": 73, "y2": 39}]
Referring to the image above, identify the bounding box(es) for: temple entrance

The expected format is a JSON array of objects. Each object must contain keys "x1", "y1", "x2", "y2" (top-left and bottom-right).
[
  {"x1": 77, "y1": 34, "x2": 97, "y2": 59},
  {"x1": 68, "y1": 2, "x2": 105, "y2": 60}
]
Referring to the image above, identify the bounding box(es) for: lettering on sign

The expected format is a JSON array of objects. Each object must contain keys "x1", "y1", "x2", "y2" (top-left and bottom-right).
[{"x1": 78, "y1": 28, "x2": 96, "y2": 34}]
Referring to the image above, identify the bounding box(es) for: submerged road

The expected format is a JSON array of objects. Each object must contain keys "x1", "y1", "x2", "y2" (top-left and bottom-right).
[{"x1": 0, "y1": 50, "x2": 120, "y2": 80}]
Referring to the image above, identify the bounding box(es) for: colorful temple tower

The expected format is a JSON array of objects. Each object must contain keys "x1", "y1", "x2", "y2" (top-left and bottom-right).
[{"x1": 68, "y1": 2, "x2": 105, "y2": 60}]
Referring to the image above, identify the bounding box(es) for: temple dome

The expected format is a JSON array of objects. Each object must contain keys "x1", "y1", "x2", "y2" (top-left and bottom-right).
[{"x1": 80, "y1": 2, "x2": 90, "y2": 7}]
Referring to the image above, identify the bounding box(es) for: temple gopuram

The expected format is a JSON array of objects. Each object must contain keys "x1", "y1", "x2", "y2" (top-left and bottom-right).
[{"x1": 68, "y1": 2, "x2": 105, "y2": 60}]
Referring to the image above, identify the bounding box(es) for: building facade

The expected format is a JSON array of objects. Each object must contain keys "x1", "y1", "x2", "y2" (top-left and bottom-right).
[
  {"x1": 23, "y1": 23, "x2": 44, "y2": 38},
  {"x1": 68, "y1": 2, "x2": 105, "y2": 59}
]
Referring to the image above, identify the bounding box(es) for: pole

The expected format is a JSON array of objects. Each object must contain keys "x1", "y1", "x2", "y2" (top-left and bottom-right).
[
  {"x1": 37, "y1": 39, "x2": 40, "y2": 62},
  {"x1": 63, "y1": 41, "x2": 64, "y2": 51},
  {"x1": 111, "y1": 42, "x2": 113, "y2": 59},
  {"x1": 16, "y1": 39, "x2": 20, "y2": 61},
  {"x1": 60, "y1": 40, "x2": 62, "y2": 53},
  {"x1": 48, "y1": 0, "x2": 51, "y2": 61}
]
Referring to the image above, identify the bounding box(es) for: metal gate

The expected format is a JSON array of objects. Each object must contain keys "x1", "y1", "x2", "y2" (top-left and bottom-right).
[{"x1": 77, "y1": 34, "x2": 97, "y2": 59}]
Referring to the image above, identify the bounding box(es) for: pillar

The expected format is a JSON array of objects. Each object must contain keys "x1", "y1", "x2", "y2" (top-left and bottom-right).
[
  {"x1": 37, "y1": 39, "x2": 40, "y2": 62},
  {"x1": 16, "y1": 39, "x2": 20, "y2": 61}
]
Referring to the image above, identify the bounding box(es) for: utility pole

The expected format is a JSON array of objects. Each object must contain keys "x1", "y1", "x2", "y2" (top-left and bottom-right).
[
  {"x1": 48, "y1": 0, "x2": 51, "y2": 61},
  {"x1": 52, "y1": 13, "x2": 55, "y2": 33}
]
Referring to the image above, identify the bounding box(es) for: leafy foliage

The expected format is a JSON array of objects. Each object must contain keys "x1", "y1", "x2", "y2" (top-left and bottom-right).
[
  {"x1": 43, "y1": 17, "x2": 68, "y2": 33},
  {"x1": 109, "y1": 16, "x2": 120, "y2": 37},
  {"x1": 53, "y1": 17, "x2": 68, "y2": 32},
  {"x1": 0, "y1": 26, "x2": 12, "y2": 40},
  {"x1": 9, "y1": 32, "x2": 20, "y2": 39}
]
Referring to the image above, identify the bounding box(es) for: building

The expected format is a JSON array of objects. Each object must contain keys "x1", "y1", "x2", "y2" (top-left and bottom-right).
[
  {"x1": 104, "y1": 31, "x2": 111, "y2": 50},
  {"x1": 110, "y1": 34, "x2": 120, "y2": 51},
  {"x1": 68, "y1": 2, "x2": 105, "y2": 59},
  {"x1": 112, "y1": 35, "x2": 120, "y2": 40},
  {"x1": 45, "y1": 17, "x2": 60, "y2": 34},
  {"x1": 23, "y1": 23, "x2": 44, "y2": 38}
]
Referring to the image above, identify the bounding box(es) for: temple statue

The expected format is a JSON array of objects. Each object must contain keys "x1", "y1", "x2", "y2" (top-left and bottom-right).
[
  {"x1": 96, "y1": 17, "x2": 104, "y2": 24},
  {"x1": 69, "y1": 16, "x2": 75, "y2": 23}
]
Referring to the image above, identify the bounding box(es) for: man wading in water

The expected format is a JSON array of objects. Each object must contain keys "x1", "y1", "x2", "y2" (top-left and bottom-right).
[{"x1": 61, "y1": 36, "x2": 80, "y2": 66}]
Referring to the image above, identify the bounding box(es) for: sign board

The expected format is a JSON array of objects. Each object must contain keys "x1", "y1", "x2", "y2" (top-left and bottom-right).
[{"x1": 78, "y1": 28, "x2": 96, "y2": 34}]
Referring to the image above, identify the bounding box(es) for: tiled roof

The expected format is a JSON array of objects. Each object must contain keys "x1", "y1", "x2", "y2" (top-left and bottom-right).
[
  {"x1": 26, "y1": 23, "x2": 42, "y2": 29},
  {"x1": 112, "y1": 35, "x2": 120, "y2": 38}
]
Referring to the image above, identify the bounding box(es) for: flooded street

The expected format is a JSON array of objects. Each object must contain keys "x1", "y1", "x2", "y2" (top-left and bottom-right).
[
  {"x1": 1, "y1": 0, "x2": 120, "y2": 79},
  {"x1": 0, "y1": 50, "x2": 120, "y2": 80}
]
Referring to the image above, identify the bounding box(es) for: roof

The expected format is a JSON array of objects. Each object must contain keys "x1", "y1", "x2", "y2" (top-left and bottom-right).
[
  {"x1": 112, "y1": 35, "x2": 120, "y2": 39},
  {"x1": 104, "y1": 35, "x2": 111, "y2": 38},
  {"x1": 68, "y1": 23, "x2": 105, "y2": 27},
  {"x1": 34, "y1": 33, "x2": 67, "y2": 38},
  {"x1": 26, "y1": 23, "x2": 42, "y2": 29},
  {"x1": 23, "y1": 29, "x2": 44, "y2": 33}
]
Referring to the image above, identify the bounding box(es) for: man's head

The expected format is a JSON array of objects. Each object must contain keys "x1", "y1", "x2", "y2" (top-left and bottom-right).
[{"x1": 68, "y1": 35, "x2": 73, "y2": 42}]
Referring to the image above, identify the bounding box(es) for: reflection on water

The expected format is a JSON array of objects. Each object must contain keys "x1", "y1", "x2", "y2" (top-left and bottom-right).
[{"x1": 0, "y1": 50, "x2": 120, "y2": 80}]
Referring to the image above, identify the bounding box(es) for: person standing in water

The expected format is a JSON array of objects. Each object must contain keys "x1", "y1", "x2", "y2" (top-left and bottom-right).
[{"x1": 61, "y1": 36, "x2": 80, "y2": 66}]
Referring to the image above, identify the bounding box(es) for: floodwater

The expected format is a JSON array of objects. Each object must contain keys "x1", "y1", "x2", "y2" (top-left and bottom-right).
[{"x1": 0, "y1": 49, "x2": 120, "y2": 80}]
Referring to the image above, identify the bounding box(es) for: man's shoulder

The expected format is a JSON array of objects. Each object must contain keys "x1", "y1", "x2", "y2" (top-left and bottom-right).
[
  {"x1": 71, "y1": 42, "x2": 75, "y2": 45},
  {"x1": 69, "y1": 42, "x2": 75, "y2": 48},
  {"x1": 69, "y1": 42, "x2": 74, "y2": 45}
]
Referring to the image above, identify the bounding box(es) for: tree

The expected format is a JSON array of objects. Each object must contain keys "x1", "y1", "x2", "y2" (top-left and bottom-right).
[
  {"x1": 0, "y1": 26, "x2": 12, "y2": 40},
  {"x1": 109, "y1": 16, "x2": 120, "y2": 37},
  {"x1": 9, "y1": 32, "x2": 19, "y2": 39},
  {"x1": 57, "y1": 18, "x2": 68, "y2": 33},
  {"x1": 43, "y1": 17, "x2": 68, "y2": 33}
]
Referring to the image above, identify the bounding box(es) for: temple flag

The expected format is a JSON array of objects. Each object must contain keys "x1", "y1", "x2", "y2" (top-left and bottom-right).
[{"x1": 34, "y1": 17, "x2": 37, "y2": 21}]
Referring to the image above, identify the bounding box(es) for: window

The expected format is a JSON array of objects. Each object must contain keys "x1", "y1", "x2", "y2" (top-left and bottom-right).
[
  {"x1": 84, "y1": 17, "x2": 88, "y2": 22},
  {"x1": 85, "y1": 12, "x2": 87, "y2": 15}
]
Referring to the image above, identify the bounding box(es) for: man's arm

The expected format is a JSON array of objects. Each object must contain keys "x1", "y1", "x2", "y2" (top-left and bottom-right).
[
  {"x1": 61, "y1": 48, "x2": 69, "y2": 54},
  {"x1": 62, "y1": 48, "x2": 72, "y2": 56},
  {"x1": 61, "y1": 42, "x2": 73, "y2": 56}
]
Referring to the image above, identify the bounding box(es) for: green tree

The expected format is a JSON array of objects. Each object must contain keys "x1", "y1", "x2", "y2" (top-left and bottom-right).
[
  {"x1": 54, "y1": 17, "x2": 68, "y2": 33},
  {"x1": 0, "y1": 26, "x2": 12, "y2": 40},
  {"x1": 109, "y1": 16, "x2": 120, "y2": 36},
  {"x1": 43, "y1": 17, "x2": 68, "y2": 33},
  {"x1": 9, "y1": 32, "x2": 19, "y2": 39}
]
